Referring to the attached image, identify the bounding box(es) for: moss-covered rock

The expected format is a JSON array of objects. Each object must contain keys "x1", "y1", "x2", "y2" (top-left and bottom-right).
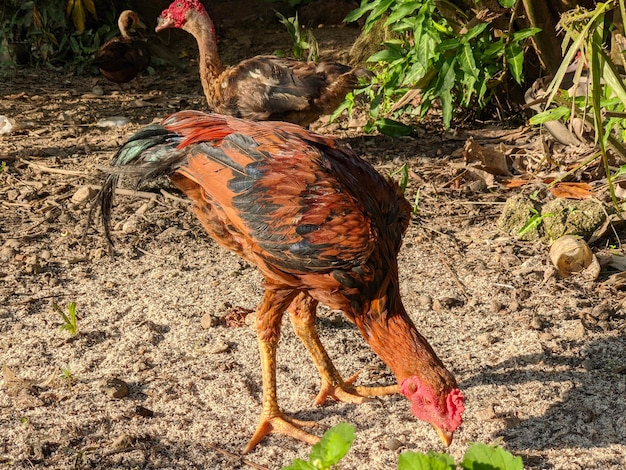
[
  {"x1": 542, "y1": 198, "x2": 607, "y2": 241},
  {"x1": 497, "y1": 194, "x2": 543, "y2": 241}
]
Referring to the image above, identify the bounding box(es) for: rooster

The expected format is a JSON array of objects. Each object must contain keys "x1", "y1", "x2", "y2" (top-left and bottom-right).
[
  {"x1": 93, "y1": 111, "x2": 464, "y2": 452},
  {"x1": 93, "y1": 10, "x2": 151, "y2": 84},
  {"x1": 155, "y1": 0, "x2": 371, "y2": 127}
]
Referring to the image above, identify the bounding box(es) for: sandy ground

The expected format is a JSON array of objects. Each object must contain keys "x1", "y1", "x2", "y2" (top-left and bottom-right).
[{"x1": 1, "y1": 2, "x2": 625, "y2": 469}]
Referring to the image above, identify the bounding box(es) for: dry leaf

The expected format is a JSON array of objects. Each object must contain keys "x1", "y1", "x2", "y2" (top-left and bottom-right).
[
  {"x1": 549, "y1": 235, "x2": 600, "y2": 279},
  {"x1": 549, "y1": 182, "x2": 594, "y2": 199},
  {"x1": 463, "y1": 137, "x2": 511, "y2": 176},
  {"x1": 504, "y1": 179, "x2": 530, "y2": 189}
]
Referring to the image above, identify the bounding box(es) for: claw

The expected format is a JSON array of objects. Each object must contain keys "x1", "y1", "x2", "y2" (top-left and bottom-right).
[{"x1": 243, "y1": 412, "x2": 319, "y2": 454}]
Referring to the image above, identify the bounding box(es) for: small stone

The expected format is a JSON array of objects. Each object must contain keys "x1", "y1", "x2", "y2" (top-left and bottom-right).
[
  {"x1": 581, "y1": 359, "x2": 594, "y2": 371},
  {"x1": 529, "y1": 317, "x2": 544, "y2": 330},
  {"x1": 91, "y1": 86, "x2": 104, "y2": 96},
  {"x1": 476, "y1": 405, "x2": 496, "y2": 420},
  {"x1": 0, "y1": 246, "x2": 15, "y2": 261},
  {"x1": 490, "y1": 299, "x2": 504, "y2": 313},
  {"x1": 200, "y1": 313, "x2": 218, "y2": 329},
  {"x1": 590, "y1": 301, "x2": 612, "y2": 321},
  {"x1": 383, "y1": 437, "x2": 404, "y2": 451},
  {"x1": 134, "y1": 405, "x2": 154, "y2": 418},
  {"x1": 102, "y1": 378, "x2": 129, "y2": 399},
  {"x1": 3, "y1": 239, "x2": 20, "y2": 249},
  {"x1": 111, "y1": 434, "x2": 132, "y2": 449},
  {"x1": 478, "y1": 333, "x2": 495, "y2": 346},
  {"x1": 71, "y1": 186, "x2": 96, "y2": 204},
  {"x1": 207, "y1": 340, "x2": 230, "y2": 354},
  {"x1": 438, "y1": 296, "x2": 464, "y2": 309},
  {"x1": 245, "y1": 311, "x2": 257, "y2": 329},
  {"x1": 509, "y1": 300, "x2": 520, "y2": 313},
  {"x1": 96, "y1": 116, "x2": 129, "y2": 128},
  {"x1": 417, "y1": 295, "x2": 432, "y2": 309}
]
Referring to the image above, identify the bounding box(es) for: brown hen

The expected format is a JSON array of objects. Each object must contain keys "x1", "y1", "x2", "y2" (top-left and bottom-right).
[
  {"x1": 93, "y1": 10, "x2": 151, "y2": 84},
  {"x1": 93, "y1": 111, "x2": 464, "y2": 453},
  {"x1": 155, "y1": 0, "x2": 370, "y2": 127}
]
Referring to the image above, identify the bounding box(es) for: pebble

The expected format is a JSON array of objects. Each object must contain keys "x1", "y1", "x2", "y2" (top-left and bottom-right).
[
  {"x1": 200, "y1": 313, "x2": 218, "y2": 329},
  {"x1": 97, "y1": 116, "x2": 129, "y2": 128},
  {"x1": 0, "y1": 246, "x2": 15, "y2": 261},
  {"x1": 206, "y1": 340, "x2": 230, "y2": 354},
  {"x1": 383, "y1": 437, "x2": 404, "y2": 451},
  {"x1": 102, "y1": 378, "x2": 130, "y2": 399},
  {"x1": 581, "y1": 359, "x2": 594, "y2": 371},
  {"x1": 417, "y1": 294, "x2": 432, "y2": 309},
  {"x1": 111, "y1": 434, "x2": 132, "y2": 449},
  {"x1": 134, "y1": 405, "x2": 154, "y2": 418},
  {"x1": 590, "y1": 301, "x2": 612, "y2": 321},
  {"x1": 71, "y1": 186, "x2": 96, "y2": 204},
  {"x1": 3, "y1": 239, "x2": 20, "y2": 250},
  {"x1": 529, "y1": 316, "x2": 544, "y2": 330}
]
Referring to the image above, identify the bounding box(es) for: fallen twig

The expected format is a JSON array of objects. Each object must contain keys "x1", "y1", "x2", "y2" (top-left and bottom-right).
[
  {"x1": 23, "y1": 160, "x2": 86, "y2": 177},
  {"x1": 87, "y1": 185, "x2": 158, "y2": 200},
  {"x1": 205, "y1": 443, "x2": 269, "y2": 470}
]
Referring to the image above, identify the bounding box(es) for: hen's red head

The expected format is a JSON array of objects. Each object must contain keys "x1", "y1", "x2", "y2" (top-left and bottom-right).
[
  {"x1": 156, "y1": 0, "x2": 207, "y2": 32},
  {"x1": 400, "y1": 377, "x2": 464, "y2": 446}
]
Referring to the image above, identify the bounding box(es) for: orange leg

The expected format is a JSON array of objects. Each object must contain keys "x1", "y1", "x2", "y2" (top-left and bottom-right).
[
  {"x1": 243, "y1": 289, "x2": 320, "y2": 454},
  {"x1": 288, "y1": 293, "x2": 400, "y2": 406}
]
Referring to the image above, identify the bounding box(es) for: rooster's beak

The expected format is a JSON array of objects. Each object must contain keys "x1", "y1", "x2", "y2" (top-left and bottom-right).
[{"x1": 434, "y1": 426, "x2": 453, "y2": 447}]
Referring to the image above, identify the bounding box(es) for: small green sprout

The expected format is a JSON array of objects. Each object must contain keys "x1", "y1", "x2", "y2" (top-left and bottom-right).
[
  {"x1": 389, "y1": 164, "x2": 410, "y2": 194},
  {"x1": 282, "y1": 423, "x2": 355, "y2": 470},
  {"x1": 60, "y1": 367, "x2": 75, "y2": 390},
  {"x1": 53, "y1": 301, "x2": 78, "y2": 335}
]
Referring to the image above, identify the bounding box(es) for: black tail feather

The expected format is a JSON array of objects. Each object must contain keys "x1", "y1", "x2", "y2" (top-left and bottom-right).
[{"x1": 83, "y1": 123, "x2": 185, "y2": 251}]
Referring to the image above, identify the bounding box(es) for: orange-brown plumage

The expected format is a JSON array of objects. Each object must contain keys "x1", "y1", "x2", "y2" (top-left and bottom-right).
[
  {"x1": 155, "y1": 0, "x2": 370, "y2": 127},
  {"x1": 94, "y1": 111, "x2": 464, "y2": 452},
  {"x1": 93, "y1": 10, "x2": 150, "y2": 84}
]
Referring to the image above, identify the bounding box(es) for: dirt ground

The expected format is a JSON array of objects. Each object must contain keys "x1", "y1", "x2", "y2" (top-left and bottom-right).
[{"x1": 1, "y1": 2, "x2": 625, "y2": 469}]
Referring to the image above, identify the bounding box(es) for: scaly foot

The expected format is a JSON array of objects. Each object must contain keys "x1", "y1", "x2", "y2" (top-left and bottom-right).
[
  {"x1": 243, "y1": 411, "x2": 319, "y2": 454},
  {"x1": 314, "y1": 372, "x2": 400, "y2": 405}
]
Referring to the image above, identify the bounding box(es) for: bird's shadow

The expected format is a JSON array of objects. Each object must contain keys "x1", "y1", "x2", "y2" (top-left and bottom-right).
[{"x1": 459, "y1": 334, "x2": 626, "y2": 454}]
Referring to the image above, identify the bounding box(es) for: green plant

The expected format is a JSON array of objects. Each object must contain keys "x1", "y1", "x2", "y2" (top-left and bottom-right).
[
  {"x1": 275, "y1": 11, "x2": 319, "y2": 61},
  {"x1": 389, "y1": 163, "x2": 410, "y2": 193},
  {"x1": 518, "y1": 207, "x2": 555, "y2": 237},
  {"x1": 60, "y1": 366, "x2": 75, "y2": 390},
  {"x1": 340, "y1": 0, "x2": 539, "y2": 133},
  {"x1": 53, "y1": 301, "x2": 78, "y2": 335},
  {"x1": 398, "y1": 443, "x2": 524, "y2": 470},
  {"x1": 0, "y1": 0, "x2": 116, "y2": 70},
  {"x1": 282, "y1": 423, "x2": 355, "y2": 470},
  {"x1": 280, "y1": 423, "x2": 522, "y2": 470},
  {"x1": 528, "y1": 1, "x2": 626, "y2": 207}
]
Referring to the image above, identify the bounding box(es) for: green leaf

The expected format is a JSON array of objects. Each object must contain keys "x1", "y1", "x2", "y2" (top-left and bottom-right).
[
  {"x1": 398, "y1": 451, "x2": 455, "y2": 470},
  {"x1": 511, "y1": 27, "x2": 541, "y2": 42},
  {"x1": 462, "y1": 22, "x2": 489, "y2": 43},
  {"x1": 368, "y1": 47, "x2": 405, "y2": 63},
  {"x1": 461, "y1": 443, "x2": 524, "y2": 470},
  {"x1": 308, "y1": 423, "x2": 355, "y2": 468},
  {"x1": 504, "y1": 42, "x2": 524, "y2": 84},
  {"x1": 282, "y1": 459, "x2": 317, "y2": 470},
  {"x1": 528, "y1": 106, "x2": 570, "y2": 125},
  {"x1": 375, "y1": 118, "x2": 413, "y2": 136},
  {"x1": 344, "y1": 1, "x2": 376, "y2": 24},
  {"x1": 385, "y1": 2, "x2": 422, "y2": 27},
  {"x1": 498, "y1": 0, "x2": 516, "y2": 8}
]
